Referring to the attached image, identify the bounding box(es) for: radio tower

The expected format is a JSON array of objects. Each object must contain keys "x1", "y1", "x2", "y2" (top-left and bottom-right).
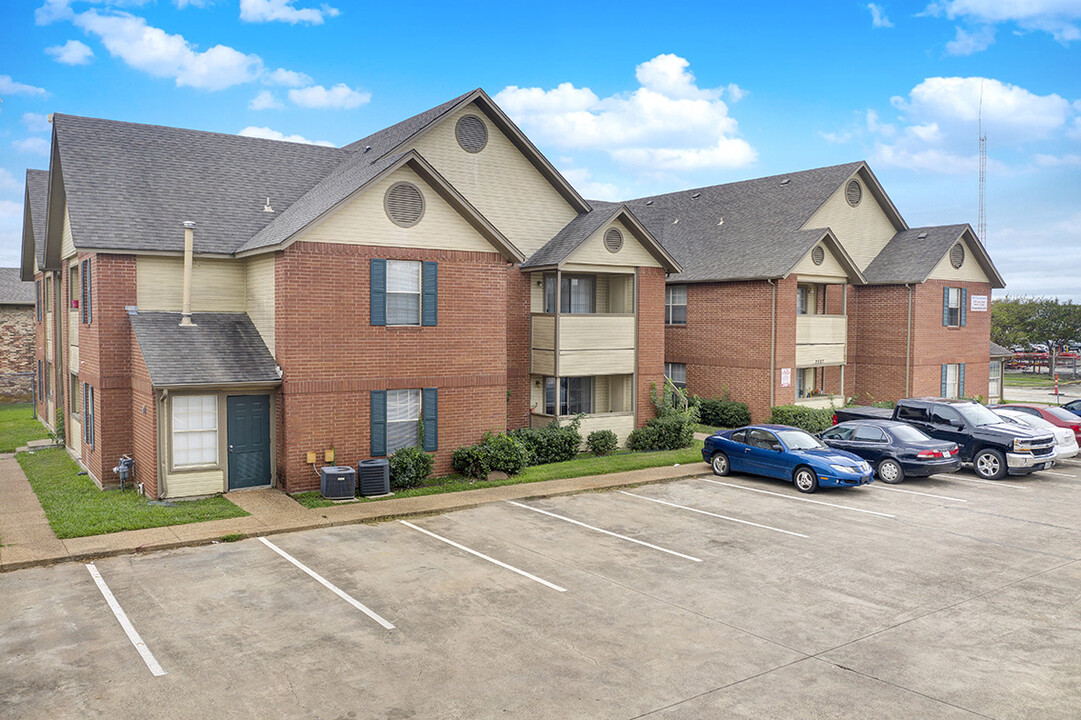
[{"x1": 977, "y1": 82, "x2": 987, "y2": 242}]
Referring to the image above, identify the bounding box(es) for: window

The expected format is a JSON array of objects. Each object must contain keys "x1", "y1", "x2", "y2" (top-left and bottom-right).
[
  {"x1": 943, "y1": 287, "x2": 967, "y2": 327},
  {"x1": 941, "y1": 363, "x2": 965, "y2": 399},
  {"x1": 387, "y1": 389, "x2": 421, "y2": 454},
  {"x1": 70, "y1": 375, "x2": 80, "y2": 417},
  {"x1": 386, "y1": 260, "x2": 421, "y2": 325},
  {"x1": 81, "y1": 258, "x2": 92, "y2": 324},
  {"x1": 544, "y1": 377, "x2": 594, "y2": 415},
  {"x1": 43, "y1": 277, "x2": 51, "y2": 313},
  {"x1": 795, "y1": 367, "x2": 816, "y2": 399},
  {"x1": 748, "y1": 429, "x2": 779, "y2": 450},
  {"x1": 45, "y1": 362, "x2": 52, "y2": 399},
  {"x1": 69, "y1": 262, "x2": 80, "y2": 310},
  {"x1": 544, "y1": 274, "x2": 596, "y2": 314},
  {"x1": 37, "y1": 361, "x2": 43, "y2": 402},
  {"x1": 664, "y1": 362, "x2": 687, "y2": 391},
  {"x1": 172, "y1": 395, "x2": 218, "y2": 467},
  {"x1": 665, "y1": 285, "x2": 687, "y2": 325},
  {"x1": 83, "y1": 383, "x2": 94, "y2": 448},
  {"x1": 853, "y1": 425, "x2": 887, "y2": 442},
  {"x1": 822, "y1": 425, "x2": 855, "y2": 440},
  {"x1": 36, "y1": 280, "x2": 42, "y2": 322},
  {"x1": 989, "y1": 360, "x2": 1002, "y2": 399},
  {"x1": 730, "y1": 429, "x2": 747, "y2": 444},
  {"x1": 797, "y1": 285, "x2": 814, "y2": 315}
]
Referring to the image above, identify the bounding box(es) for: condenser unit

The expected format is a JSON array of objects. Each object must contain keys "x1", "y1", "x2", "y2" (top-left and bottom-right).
[{"x1": 320, "y1": 466, "x2": 356, "y2": 500}]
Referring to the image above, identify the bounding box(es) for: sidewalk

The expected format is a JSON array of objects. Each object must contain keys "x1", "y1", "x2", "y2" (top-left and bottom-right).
[{"x1": 0, "y1": 452, "x2": 709, "y2": 572}]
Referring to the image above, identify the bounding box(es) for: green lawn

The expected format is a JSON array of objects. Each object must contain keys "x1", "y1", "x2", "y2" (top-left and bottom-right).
[
  {"x1": 0, "y1": 403, "x2": 50, "y2": 453},
  {"x1": 693, "y1": 423, "x2": 725, "y2": 435},
  {"x1": 1004, "y1": 373, "x2": 1081, "y2": 389},
  {"x1": 17, "y1": 448, "x2": 248, "y2": 539},
  {"x1": 293, "y1": 441, "x2": 707, "y2": 509}
]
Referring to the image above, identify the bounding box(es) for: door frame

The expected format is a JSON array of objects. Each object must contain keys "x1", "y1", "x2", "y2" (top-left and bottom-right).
[{"x1": 224, "y1": 390, "x2": 276, "y2": 491}]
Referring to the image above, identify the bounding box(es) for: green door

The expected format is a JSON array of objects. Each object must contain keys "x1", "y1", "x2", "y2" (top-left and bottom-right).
[{"x1": 227, "y1": 395, "x2": 271, "y2": 490}]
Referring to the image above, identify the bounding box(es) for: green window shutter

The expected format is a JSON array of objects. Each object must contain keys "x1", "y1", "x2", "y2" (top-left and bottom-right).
[
  {"x1": 941, "y1": 365, "x2": 947, "y2": 397},
  {"x1": 942, "y1": 287, "x2": 950, "y2": 326},
  {"x1": 83, "y1": 383, "x2": 88, "y2": 444},
  {"x1": 959, "y1": 363, "x2": 966, "y2": 397},
  {"x1": 86, "y1": 258, "x2": 92, "y2": 324},
  {"x1": 370, "y1": 390, "x2": 387, "y2": 456},
  {"x1": 421, "y1": 261, "x2": 438, "y2": 326},
  {"x1": 960, "y1": 288, "x2": 967, "y2": 327},
  {"x1": 422, "y1": 387, "x2": 438, "y2": 451},
  {"x1": 370, "y1": 259, "x2": 386, "y2": 326}
]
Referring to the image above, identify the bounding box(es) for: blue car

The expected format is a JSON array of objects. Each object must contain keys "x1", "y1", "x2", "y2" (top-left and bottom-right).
[{"x1": 702, "y1": 424, "x2": 874, "y2": 493}]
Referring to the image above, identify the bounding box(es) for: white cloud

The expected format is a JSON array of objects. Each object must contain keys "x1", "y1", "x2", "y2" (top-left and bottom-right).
[
  {"x1": 23, "y1": 113, "x2": 53, "y2": 133},
  {"x1": 819, "y1": 130, "x2": 853, "y2": 144},
  {"x1": 12, "y1": 138, "x2": 51, "y2": 155},
  {"x1": 35, "y1": 0, "x2": 153, "y2": 25},
  {"x1": 560, "y1": 168, "x2": 621, "y2": 201},
  {"x1": 923, "y1": 0, "x2": 1081, "y2": 48},
  {"x1": 249, "y1": 90, "x2": 283, "y2": 110},
  {"x1": 238, "y1": 126, "x2": 335, "y2": 146},
  {"x1": 494, "y1": 54, "x2": 755, "y2": 172},
  {"x1": 866, "y1": 109, "x2": 896, "y2": 137},
  {"x1": 0, "y1": 169, "x2": 20, "y2": 193},
  {"x1": 0, "y1": 75, "x2": 47, "y2": 96},
  {"x1": 288, "y1": 83, "x2": 370, "y2": 109},
  {"x1": 45, "y1": 39, "x2": 95, "y2": 64},
  {"x1": 945, "y1": 24, "x2": 996, "y2": 54},
  {"x1": 266, "y1": 67, "x2": 312, "y2": 87},
  {"x1": 239, "y1": 0, "x2": 339, "y2": 25},
  {"x1": 1034, "y1": 153, "x2": 1081, "y2": 166},
  {"x1": 175, "y1": 0, "x2": 210, "y2": 7},
  {"x1": 868, "y1": 3, "x2": 894, "y2": 27}
]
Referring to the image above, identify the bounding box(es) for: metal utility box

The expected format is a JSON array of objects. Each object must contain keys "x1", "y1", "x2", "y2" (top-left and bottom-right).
[
  {"x1": 320, "y1": 466, "x2": 356, "y2": 500},
  {"x1": 357, "y1": 458, "x2": 390, "y2": 496}
]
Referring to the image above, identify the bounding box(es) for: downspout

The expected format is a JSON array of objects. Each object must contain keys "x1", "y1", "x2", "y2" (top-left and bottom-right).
[
  {"x1": 768, "y1": 279, "x2": 777, "y2": 410},
  {"x1": 158, "y1": 388, "x2": 169, "y2": 498},
  {"x1": 905, "y1": 284, "x2": 913, "y2": 397},
  {"x1": 180, "y1": 221, "x2": 196, "y2": 327}
]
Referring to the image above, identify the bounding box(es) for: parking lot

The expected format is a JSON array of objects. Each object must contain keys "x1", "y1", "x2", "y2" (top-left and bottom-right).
[{"x1": 4, "y1": 459, "x2": 1081, "y2": 719}]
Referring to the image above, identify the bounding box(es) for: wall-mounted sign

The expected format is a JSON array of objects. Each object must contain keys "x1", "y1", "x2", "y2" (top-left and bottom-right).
[
  {"x1": 780, "y1": 368, "x2": 791, "y2": 387},
  {"x1": 970, "y1": 295, "x2": 988, "y2": 312}
]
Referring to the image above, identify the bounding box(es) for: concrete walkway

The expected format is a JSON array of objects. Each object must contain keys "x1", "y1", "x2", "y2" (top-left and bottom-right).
[{"x1": 0, "y1": 451, "x2": 709, "y2": 572}]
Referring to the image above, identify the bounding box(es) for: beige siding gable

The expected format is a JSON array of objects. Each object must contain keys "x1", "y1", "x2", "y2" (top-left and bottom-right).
[
  {"x1": 802, "y1": 177, "x2": 898, "y2": 271},
  {"x1": 566, "y1": 218, "x2": 661, "y2": 269},
  {"x1": 928, "y1": 236, "x2": 992, "y2": 283},
  {"x1": 408, "y1": 102, "x2": 580, "y2": 258},
  {"x1": 791, "y1": 240, "x2": 849, "y2": 281},
  {"x1": 61, "y1": 204, "x2": 76, "y2": 260},
  {"x1": 245, "y1": 254, "x2": 275, "y2": 354},
  {"x1": 137, "y1": 256, "x2": 247, "y2": 312},
  {"x1": 295, "y1": 166, "x2": 497, "y2": 254}
]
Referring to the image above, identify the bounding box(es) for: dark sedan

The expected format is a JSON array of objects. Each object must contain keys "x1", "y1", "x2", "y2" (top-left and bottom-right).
[
  {"x1": 818, "y1": 419, "x2": 960, "y2": 483},
  {"x1": 1059, "y1": 399, "x2": 1081, "y2": 420}
]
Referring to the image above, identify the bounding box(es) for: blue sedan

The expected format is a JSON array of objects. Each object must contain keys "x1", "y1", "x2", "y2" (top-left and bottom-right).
[{"x1": 702, "y1": 424, "x2": 874, "y2": 493}]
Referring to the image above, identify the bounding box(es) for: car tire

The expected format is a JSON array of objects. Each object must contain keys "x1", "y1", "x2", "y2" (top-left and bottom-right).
[
  {"x1": 877, "y1": 458, "x2": 904, "y2": 484},
  {"x1": 973, "y1": 448, "x2": 1007, "y2": 480},
  {"x1": 793, "y1": 466, "x2": 818, "y2": 493},
  {"x1": 710, "y1": 451, "x2": 730, "y2": 476}
]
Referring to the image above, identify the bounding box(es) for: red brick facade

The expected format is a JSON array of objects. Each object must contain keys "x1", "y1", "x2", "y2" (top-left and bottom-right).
[
  {"x1": 505, "y1": 266, "x2": 532, "y2": 429},
  {"x1": 0, "y1": 303, "x2": 34, "y2": 401},
  {"x1": 636, "y1": 267, "x2": 667, "y2": 425}
]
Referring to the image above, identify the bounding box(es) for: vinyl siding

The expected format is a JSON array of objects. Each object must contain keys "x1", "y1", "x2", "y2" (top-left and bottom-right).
[
  {"x1": 791, "y1": 242, "x2": 850, "y2": 281},
  {"x1": 61, "y1": 205, "x2": 76, "y2": 260},
  {"x1": 567, "y1": 218, "x2": 662, "y2": 269},
  {"x1": 165, "y1": 469, "x2": 225, "y2": 498},
  {"x1": 802, "y1": 177, "x2": 898, "y2": 271},
  {"x1": 927, "y1": 237, "x2": 992, "y2": 283},
  {"x1": 137, "y1": 256, "x2": 247, "y2": 312},
  {"x1": 245, "y1": 254, "x2": 276, "y2": 354}
]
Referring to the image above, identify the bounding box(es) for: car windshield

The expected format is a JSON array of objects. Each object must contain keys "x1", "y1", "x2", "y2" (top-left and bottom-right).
[
  {"x1": 1016, "y1": 414, "x2": 1055, "y2": 430},
  {"x1": 889, "y1": 425, "x2": 931, "y2": 443},
  {"x1": 954, "y1": 403, "x2": 1004, "y2": 427},
  {"x1": 1045, "y1": 407, "x2": 1081, "y2": 423},
  {"x1": 777, "y1": 429, "x2": 824, "y2": 450}
]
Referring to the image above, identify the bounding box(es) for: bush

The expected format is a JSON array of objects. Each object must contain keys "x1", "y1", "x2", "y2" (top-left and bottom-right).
[
  {"x1": 697, "y1": 397, "x2": 751, "y2": 428},
  {"x1": 769, "y1": 405, "x2": 834, "y2": 433},
  {"x1": 586, "y1": 429, "x2": 618, "y2": 456},
  {"x1": 483, "y1": 432, "x2": 529, "y2": 475},
  {"x1": 509, "y1": 415, "x2": 582, "y2": 465},
  {"x1": 627, "y1": 415, "x2": 695, "y2": 452},
  {"x1": 388, "y1": 446, "x2": 434, "y2": 489},
  {"x1": 451, "y1": 444, "x2": 491, "y2": 479}
]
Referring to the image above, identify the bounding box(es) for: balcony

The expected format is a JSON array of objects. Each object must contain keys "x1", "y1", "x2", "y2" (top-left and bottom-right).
[
  {"x1": 795, "y1": 314, "x2": 847, "y2": 367},
  {"x1": 531, "y1": 314, "x2": 636, "y2": 376}
]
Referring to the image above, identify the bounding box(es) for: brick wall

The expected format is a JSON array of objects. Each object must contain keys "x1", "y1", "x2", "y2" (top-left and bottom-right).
[
  {"x1": 912, "y1": 280, "x2": 992, "y2": 398},
  {"x1": 847, "y1": 284, "x2": 912, "y2": 403},
  {"x1": 636, "y1": 267, "x2": 666, "y2": 426},
  {"x1": 274, "y1": 242, "x2": 510, "y2": 492},
  {"x1": 0, "y1": 304, "x2": 34, "y2": 401},
  {"x1": 505, "y1": 266, "x2": 531, "y2": 429}
]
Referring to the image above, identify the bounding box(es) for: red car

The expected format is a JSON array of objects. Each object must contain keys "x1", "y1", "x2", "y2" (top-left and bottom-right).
[{"x1": 995, "y1": 404, "x2": 1081, "y2": 444}]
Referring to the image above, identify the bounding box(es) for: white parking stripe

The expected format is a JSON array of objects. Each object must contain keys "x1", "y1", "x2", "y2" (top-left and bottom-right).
[
  {"x1": 258, "y1": 537, "x2": 395, "y2": 629},
  {"x1": 399, "y1": 521, "x2": 567, "y2": 592},
  {"x1": 85, "y1": 563, "x2": 166, "y2": 677},
  {"x1": 939, "y1": 474, "x2": 1026, "y2": 489},
  {"x1": 1036, "y1": 470, "x2": 1078, "y2": 478},
  {"x1": 700, "y1": 479, "x2": 896, "y2": 518},
  {"x1": 507, "y1": 501, "x2": 702, "y2": 562},
  {"x1": 618, "y1": 491, "x2": 808, "y2": 538},
  {"x1": 868, "y1": 485, "x2": 968, "y2": 502}
]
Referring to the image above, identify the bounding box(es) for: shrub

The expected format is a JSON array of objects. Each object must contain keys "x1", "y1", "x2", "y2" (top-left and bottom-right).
[
  {"x1": 509, "y1": 415, "x2": 582, "y2": 465},
  {"x1": 769, "y1": 405, "x2": 834, "y2": 433},
  {"x1": 388, "y1": 446, "x2": 434, "y2": 489},
  {"x1": 482, "y1": 432, "x2": 529, "y2": 475},
  {"x1": 451, "y1": 444, "x2": 491, "y2": 479},
  {"x1": 697, "y1": 397, "x2": 751, "y2": 428},
  {"x1": 586, "y1": 429, "x2": 618, "y2": 456},
  {"x1": 627, "y1": 415, "x2": 695, "y2": 452}
]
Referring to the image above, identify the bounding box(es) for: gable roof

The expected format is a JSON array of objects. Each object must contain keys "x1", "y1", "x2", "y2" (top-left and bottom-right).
[
  {"x1": 990, "y1": 341, "x2": 1012, "y2": 358},
  {"x1": 862, "y1": 224, "x2": 1005, "y2": 287},
  {"x1": 130, "y1": 312, "x2": 279, "y2": 387},
  {"x1": 0, "y1": 268, "x2": 34, "y2": 305},
  {"x1": 623, "y1": 162, "x2": 879, "y2": 283},
  {"x1": 21, "y1": 169, "x2": 49, "y2": 280}
]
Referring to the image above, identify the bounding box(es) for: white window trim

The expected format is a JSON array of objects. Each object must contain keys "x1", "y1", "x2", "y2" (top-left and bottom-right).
[
  {"x1": 171, "y1": 394, "x2": 219, "y2": 471},
  {"x1": 944, "y1": 363, "x2": 960, "y2": 399},
  {"x1": 386, "y1": 260, "x2": 422, "y2": 326},
  {"x1": 387, "y1": 388, "x2": 422, "y2": 454}
]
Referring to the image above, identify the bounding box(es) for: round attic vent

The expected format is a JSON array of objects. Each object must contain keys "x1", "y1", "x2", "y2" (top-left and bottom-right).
[
  {"x1": 845, "y1": 179, "x2": 862, "y2": 207},
  {"x1": 384, "y1": 182, "x2": 425, "y2": 228},
  {"x1": 811, "y1": 246, "x2": 825, "y2": 266},
  {"x1": 950, "y1": 242, "x2": 965, "y2": 269},
  {"x1": 455, "y1": 114, "x2": 488, "y2": 153},
  {"x1": 604, "y1": 227, "x2": 624, "y2": 253}
]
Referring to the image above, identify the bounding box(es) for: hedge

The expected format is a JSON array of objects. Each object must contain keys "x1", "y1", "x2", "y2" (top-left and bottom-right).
[
  {"x1": 626, "y1": 415, "x2": 695, "y2": 452},
  {"x1": 697, "y1": 397, "x2": 751, "y2": 428},
  {"x1": 768, "y1": 404, "x2": 835, "y2": 433}
]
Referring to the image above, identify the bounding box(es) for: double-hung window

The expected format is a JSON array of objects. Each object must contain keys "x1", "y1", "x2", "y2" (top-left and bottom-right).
[
  {"x1": 665, "y1": 285, "x2": 687, "y2": 325},
  {"x1": 370, "y1": 388, "x2": 437, "y2": 456},
  {"x1": 387, "y1": 389, "x2": 421, "y2": 454},
  {"x1": 943, "y1": 287, "x2": 966, "y2": 327},
  {"x1": 371, "y1": 259, "x2": 437, "y2": 326},
  {"x1": 69, "y1": 262, "x2": 80, "y2": 310},
  {"x1": 386, "y1": 260, "x2": 422, "y2": 325},
  {"x1": 80, "y1": 258, "x2": 92, "y2": 323},
  {"x1": 70, "y1": 375, "x2": 80, "y2": 418},
  {"x1": 989, "y1": 361, "x2": 1002, "y2": 399},
  {"x1": 941, "y1": 363, "x2": 965, "y2": 399},
  {"x1": 664, "y1": 362, "x2": 687, "y2": 391},
  {"x1": 82, "y1": 383, "x2": 94, "y2": 448},
  {"x1": 172, "y1": 395, "x2": 218, "y2": 467}
]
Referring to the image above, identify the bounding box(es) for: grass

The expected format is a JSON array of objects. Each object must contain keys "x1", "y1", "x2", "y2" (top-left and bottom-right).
[
  {"x1": 293, "y1": 441, "x2": 707, "y2": 509},
  {"x1": 17, "y1": 447, "x2": 248, "y2": 539},
  {"x1": 693, "y1": 423, "x2": 726, "y2": 435},
  {"x1": 0, "y1": 403, "x2": 50, "y2": 453}
]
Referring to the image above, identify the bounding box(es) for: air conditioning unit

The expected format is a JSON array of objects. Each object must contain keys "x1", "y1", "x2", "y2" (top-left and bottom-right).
[
  {"x1": 358, "y1": 459, "x2": 390, "y2": 497},
  {"x1": 320, "y1": 466, "x2": 356, "y2": 500}
]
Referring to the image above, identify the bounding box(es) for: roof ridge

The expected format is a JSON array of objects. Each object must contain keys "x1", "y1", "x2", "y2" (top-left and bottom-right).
[
  {"x1": 340, "y1": 88, "x2": 479, "y2": 155},
  {"x1": 621, "y1": 161, "x2": 866, "y2": 204}
]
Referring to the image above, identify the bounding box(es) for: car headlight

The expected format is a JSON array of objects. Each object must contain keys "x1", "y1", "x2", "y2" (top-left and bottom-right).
[
  {"x1": 830, "y1": 464, "x2": 859, "y2": 475},
  {"x1": 1013, "y1": 438, "x2": 1032, "y2": 452}
]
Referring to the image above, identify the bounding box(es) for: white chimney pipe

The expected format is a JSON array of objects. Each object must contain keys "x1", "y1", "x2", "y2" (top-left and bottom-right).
[{"x1": 180, "y1": 221, "x2": 196, "y2": 327}]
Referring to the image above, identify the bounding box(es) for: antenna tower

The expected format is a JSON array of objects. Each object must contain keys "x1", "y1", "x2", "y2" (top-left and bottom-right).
[{"x1": 978, "y1": 82, "x2": 987, "y2": 242}]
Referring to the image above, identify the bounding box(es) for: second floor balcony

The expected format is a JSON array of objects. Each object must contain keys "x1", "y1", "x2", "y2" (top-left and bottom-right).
[{"x1": 795, "y1": 314, "x2": 847, "y2": 366}]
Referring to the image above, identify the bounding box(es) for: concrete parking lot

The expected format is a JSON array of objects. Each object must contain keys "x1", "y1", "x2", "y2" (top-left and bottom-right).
[{"x1": 3, "y1": 458, "x2": 1081, "y2": 719}]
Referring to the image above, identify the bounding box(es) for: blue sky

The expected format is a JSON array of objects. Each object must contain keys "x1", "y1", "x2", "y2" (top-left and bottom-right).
[{"x1": 1, "y1": 0, "x2": 1078, "y2": 298}]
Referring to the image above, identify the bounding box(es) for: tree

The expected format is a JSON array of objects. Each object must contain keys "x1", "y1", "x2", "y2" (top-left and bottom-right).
[
  {"x1": 991, "y1": 297, "x2": 1036, "y2": 349},
  {"x1": 993, "y1": 297, "x2": 1081, "y2": 377}
]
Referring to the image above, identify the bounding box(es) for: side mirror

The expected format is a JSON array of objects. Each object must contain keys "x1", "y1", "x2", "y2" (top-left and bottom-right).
[{"x1": 770, "y1": 443, "x2": 783, "y2": 452}]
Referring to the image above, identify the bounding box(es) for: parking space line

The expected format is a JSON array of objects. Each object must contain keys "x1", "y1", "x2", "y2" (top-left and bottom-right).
[
  {"x1": 399, "y1": 521, "x2": 567, "y2": 592},
  {"x1": 867, "y1": 485, "x2": 968, "y2": 502},
  {"x1": 618, "y1": 491, "x2": 809, "y2": 538},
  {"x1": 1037, "y1": 470, "x2": 1078, "y2": 478},
  {"x1": 258, "y1": 537, "x2": 395, "y2": 629},
  {"x1": 939, "y1": 474, "x2": 1026, "y2": 489},
  {"x1": 506, "y1": 501, "x2": 703, "y2": 562},
  {"x1": 85, "y1": 563, "x2": 166, "y2": 677},
  {"x1": 700, "y1": 479, "x2": 896, "y2": 518}
]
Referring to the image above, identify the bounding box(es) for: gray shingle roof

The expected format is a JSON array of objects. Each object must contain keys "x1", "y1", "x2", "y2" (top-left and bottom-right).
[
  {"x1": 130, "y1": 312, "x2": 279, "y2": 387},
  {"x1": 26, "y1": 170, "x2": 49, "y2": 268},
  {"x1": 0, "y1": 268, "x2": 34, "y2": 305},
  {"x1": 521, "y1": 203, "x2": 622, "y2": 268},
  {"x1": 990, "y1": 341, "x2": 1012, "y2": 357},
  {"x1": 862, "y1": 225, "x2": 970, "y2": 284},
  {"x1": 341, "y1": 89, "x2": 476, "y2": 157},
  {"x1": 52, "y1": 114, "x2": 346, "y2": 255},
  {"x1": 621, "y1": 162, "x2": 868, "y2": 283}
]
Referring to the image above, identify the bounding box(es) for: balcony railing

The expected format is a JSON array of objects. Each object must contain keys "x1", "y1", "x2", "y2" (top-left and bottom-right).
[
  {"x1": 531, "y1": 314, "x2": 635, "y2": 376},
  {"x1": 795, "y1": 314, "x2": 847, "y2": 367}
]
